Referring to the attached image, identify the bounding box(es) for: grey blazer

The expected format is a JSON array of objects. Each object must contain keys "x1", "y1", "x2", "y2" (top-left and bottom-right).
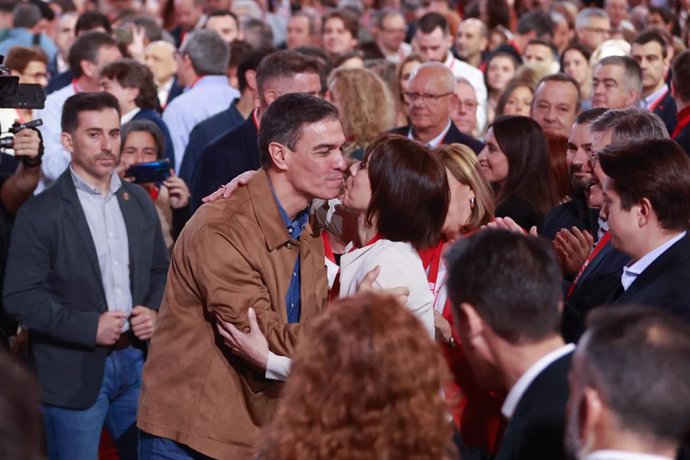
[{"x1": 3, "y1": 169, "x2": 169, "y2": 409}]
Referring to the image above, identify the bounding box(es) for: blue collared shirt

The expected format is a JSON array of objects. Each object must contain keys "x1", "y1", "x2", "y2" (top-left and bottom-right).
[
  {"x1": 270, "y1": 184, "x2": 309, "y2": 323},
  {"x1": 70, "y1": 167, "x2": 132, "y2": 331}
]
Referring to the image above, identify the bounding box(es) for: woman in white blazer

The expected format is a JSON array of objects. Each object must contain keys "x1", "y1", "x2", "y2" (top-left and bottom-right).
[{"x1": 337, "y1": 134, "x2": 450, "y2": 337}]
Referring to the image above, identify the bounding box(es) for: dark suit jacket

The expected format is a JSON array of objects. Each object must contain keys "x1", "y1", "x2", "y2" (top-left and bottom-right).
[
  {"x1": 191, "y1": 113, "x2": 259, "y2": 211},
  {"x1": 495, "y1": 351, "x2": 572, "y2": 460},
  {"x1": 610, "y1": 232, "x2": 690, "y2": 323},
  {"x1": 653, "y1": 89, "x2": 677, "y2": 136},
  {"x1": 3, "y1": 170, "x2": 169, "y2": 409},
  {"x1": 675, "y1": 123, "x2": 690, "y2": 157},
  {"x1": 165, "y1": 78, "x2": 183, "y2": 108},
  {"x1": 541, "y1": 193, "x2": 598, "y2": 242},
  {"x1": 132, "y1": 108, "x2": 176, "y2": 168},
  {"x1": 46, "y1": 69, "x2": 73, "y2": 95},
  {"x1": 389, "y1": 122, "x2": 484, "y2": 154},
  {"x1": 178, "y1": 99, "x2": 244, "y2": 186},
  {"x1": 562, "y1": 240, "x2": 630, "y2": 343}
]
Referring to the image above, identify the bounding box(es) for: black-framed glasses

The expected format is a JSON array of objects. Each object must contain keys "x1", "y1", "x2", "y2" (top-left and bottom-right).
[{"x1": 403, "y1": 91, "x2": 454, "y2": 105}]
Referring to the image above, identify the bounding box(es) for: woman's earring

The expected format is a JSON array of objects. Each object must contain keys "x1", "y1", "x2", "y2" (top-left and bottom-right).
[{"x1": 469, "y1": 196, "x2": 475, "y2": 209}]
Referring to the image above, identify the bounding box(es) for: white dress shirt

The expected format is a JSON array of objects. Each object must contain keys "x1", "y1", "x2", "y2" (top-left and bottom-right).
[
  {"x1": 502, "y1": 344, "x2": 576, "y2": 419},
  {"x1": 621, "y1": 232, "x2": 686, "y2": 291},
  {"x1": 407, "y1": 119, "x2": 452, "y2": 148},
  {"x1": 585, "y1": 450, "x2": 673, "y2": 460},
  {"x1": 36, "y1": 82, "x2": 77, "y2": 193}
]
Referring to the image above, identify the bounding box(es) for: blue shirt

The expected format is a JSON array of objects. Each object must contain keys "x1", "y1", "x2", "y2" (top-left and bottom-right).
[
  {"x1": 270, "y1": 183, "x2": 309, "y2": 324},
  {"x1": 0, "y1": 28, "x2": 58, "y2": 61}
]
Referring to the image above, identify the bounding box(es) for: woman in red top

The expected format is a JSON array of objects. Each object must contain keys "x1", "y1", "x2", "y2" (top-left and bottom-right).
[{"x1": 420, "y1": 143, "x2": 505, "y2": 455}]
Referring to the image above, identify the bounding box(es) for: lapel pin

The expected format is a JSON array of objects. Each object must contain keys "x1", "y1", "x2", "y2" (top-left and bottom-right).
[{"x1": 123, "y1": 192, "x2": 129, "y2": 201}]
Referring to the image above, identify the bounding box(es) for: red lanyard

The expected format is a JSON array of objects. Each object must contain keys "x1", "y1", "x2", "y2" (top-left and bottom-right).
[
  {"x1": 322, "y1": 230, "x2": 336, "y2": 264},
  {"x1": 252, "y1": 110, "x2": 260, "y2": 130},
  {"x1": 647, "y1": 86, "x2": 668, "y2": 112},
  {"x1": 672, "y1": 106, "x2": 690, "y2": 139},
  {"x1": 566, "y1": 232, "x2": 611, "y2": 299},
  {"x1": 418, "y1": 240, "x2": 444, "y2": 295},
  {"x1": 72, "y1": 79, "x2": 81, "y2": 94}
]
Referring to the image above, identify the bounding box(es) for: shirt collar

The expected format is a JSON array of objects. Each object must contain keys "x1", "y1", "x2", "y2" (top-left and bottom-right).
[
  {"x1": 621, "y1": 231, "x2": 686, "y2": 290},
  {"x1": 642, "y1": 84, "x2": 668, "y2": 109},
  {"x1": 70, "y1": 165, "x2": 121, "y2": 197},
  {"x1": 407, "y1": 119, "x2": 452, "y2": 148},
  {"x1": 121, "y1": 108, "x2": 141, "y2": 125},
  {"x1": 267, "y1": 176, "x2": 309, "y2": 240},
  {"x1": 189, "y1": 75, "x2": 230, "y2": 89},
  {"x1": 501, "y1": 344, "x2": 575, "y2": 419},
  {"x1": 585, "y1": 450, "x2": 674, "y2": 460}
]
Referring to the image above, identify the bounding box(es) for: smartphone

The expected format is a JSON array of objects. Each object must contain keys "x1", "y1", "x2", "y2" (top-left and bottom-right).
[{"x1": 125, "y1": 159, "x2": 171, "y2": 184}]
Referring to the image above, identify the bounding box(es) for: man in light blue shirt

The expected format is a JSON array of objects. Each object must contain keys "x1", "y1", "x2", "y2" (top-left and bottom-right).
[
  {"x1": 0, "y1": 3, "x2": 57, "y2": 61},
  {"x1": 162, "y1": 29, "x2": 239, "y2": 173}
]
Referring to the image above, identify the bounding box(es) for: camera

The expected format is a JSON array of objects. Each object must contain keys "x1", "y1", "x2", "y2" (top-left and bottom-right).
[{"x1": 0, "y1": 119, "x2": 43, "y2": 149}]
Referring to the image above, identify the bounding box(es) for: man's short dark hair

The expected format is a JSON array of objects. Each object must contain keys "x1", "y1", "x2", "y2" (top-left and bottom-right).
[
  {"x1": 207, "y1": 8, "x2": 239, "y2": 25},
  {"x1": 526, "y1": 38, "x2": 559, "y2": 61},
  {"x1": 581, "y1": 306, "x2": 690, "y2": 445},
  {"x1": 599, "y1": 139, "x2": 690, "y2": 232},
  {"x1": 364, "y1": 134, "x2": 449, "y2": 250},
  {"x1": 516, "y1": 10, "x2": 553, "y2": 38},
  {"x1": 631, "y1": 29, "x2": 668, "y2": 59},
  {"x1": 322, "y1": 9, "x2": 359, "y2": 39},
  {"x1": 67, "y1": 31, "x2": 118, "y2": 78},
  {"x1": 12, "y1": 3, "x2": 41, "y2": 29},
  {"x1": 234, "y1": 45, "x2": 272, "y2": 93},
  {"x1": 62, "y1": 92, "x2": 121, "y2": 133},
  {"x1": 255, "y1": 50, "x2": 320, "y2": 96},
  {"x1": 574, "y1": 107, "x2": 607, "y2": 125},
  {"x1": 258, "y1": 93, "x2": 339, "y2": 169},
  {"x1": 100, "y1": 59, "x2": 160, "y2": 111},
  {"x1": 416, "y1": 12, "x2": 449, "y2": 36},
  {"x1": 536, "y1": 72, "x2": 582, "y2": 112},
  {"x1": 446, "y1": 230, "x2": 563, "y2": 344},
  {"x1": 672, "y1": 50, "x2": 690, "y2": 104},
  {"x1": 75, "y1": 10, "x2": 112, "y2": 35}
]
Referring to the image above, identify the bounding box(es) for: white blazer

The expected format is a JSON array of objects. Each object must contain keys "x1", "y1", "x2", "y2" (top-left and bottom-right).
[{"x1": 339, "y1": 239, "x2": 435, "y2": 337}]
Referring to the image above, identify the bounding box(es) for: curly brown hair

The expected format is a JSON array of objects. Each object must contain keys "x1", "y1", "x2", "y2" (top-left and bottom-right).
[{"x1": 257, "y1": 293, "x2": 454, "y2": 460}]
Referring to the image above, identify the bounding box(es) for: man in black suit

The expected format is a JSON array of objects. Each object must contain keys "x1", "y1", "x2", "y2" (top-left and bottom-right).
[
  {"x1": 599, "y1": 138, "x2": 690, "y2": 323},
  {"x1": 3, "y1": 92, "x2": 169, "y2": 459},
  {"x1": 566, "y1": 306, "x2": 690, "y2": 460},
  {"x1": 631, "y1": 30, "x2": 677, "y2": 135},
  {"x1": 560, "y1": 108, "x2": 668, "y2": 342},
  {"x1": 390, "y1": 62, "x2": 483, "y2": 153},
  {"x1": 671, "y1": 50, "x2": 690, "y2": 155},
  {"x1": 446, "y1": 230, "x2": 573, "y2": 460},
  {"x1": 191, "y1": 50, "x2": 322, "y2": 209}
]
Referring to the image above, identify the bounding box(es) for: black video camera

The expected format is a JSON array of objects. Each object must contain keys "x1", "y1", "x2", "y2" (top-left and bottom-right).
[{"x1": 0, "y1": 119, "x2": 43, "y2": 149}]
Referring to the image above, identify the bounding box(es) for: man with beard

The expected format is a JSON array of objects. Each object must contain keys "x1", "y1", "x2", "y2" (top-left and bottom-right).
[
  {"x1": 542, "y1": 108, "x2": 606, "y2": 242},
  {"x1": 560, "y1": 108, "x2": 668, "y2": 342},
  {"x1": 447, "y1": 230, "x2": 573, "y2": 460},
  {"x1": 565, "y1": 306, "x2": 690, "y2": 460}
]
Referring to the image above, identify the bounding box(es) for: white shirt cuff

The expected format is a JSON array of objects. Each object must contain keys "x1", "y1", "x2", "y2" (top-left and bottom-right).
[{"x1": 265, "y1": 352, "x2": 292, "y2": 381}]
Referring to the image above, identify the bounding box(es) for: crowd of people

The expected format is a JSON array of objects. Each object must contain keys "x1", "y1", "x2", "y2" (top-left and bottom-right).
[{"x1": 0, "y1": 0, "x2": 690, "y2": 458}]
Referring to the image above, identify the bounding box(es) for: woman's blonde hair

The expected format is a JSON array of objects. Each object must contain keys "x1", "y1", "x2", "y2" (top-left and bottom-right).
[
  {"x1": 328, "y1": 67, "x2": 396, "y2": 149},
  {"x1": 436, "y1": 143, "x2": 495, "y2": 231}
]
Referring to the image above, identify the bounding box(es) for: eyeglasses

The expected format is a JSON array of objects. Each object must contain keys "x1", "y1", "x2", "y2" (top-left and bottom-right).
[
  {"x1": 582, "y1": 26, "x2": 611, "y2": 36},
  {"x1": 381, "y1": 26, "x2": 407, "y2": 34},
  {"x1": 404, "y1": 91, "x2": 453, "y2": 105},
  {"x1": 587, "y1": 150, "x2": 600, "y2": 165},
  {"x1": 457, "y1": 99, "x2": 478, "y2": 110}
]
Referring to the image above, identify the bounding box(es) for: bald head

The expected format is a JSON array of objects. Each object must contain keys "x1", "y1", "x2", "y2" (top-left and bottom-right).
[
  {"x1": 410, "y1": 62, "x2": 455, "y2": 93},
  {"x1": 144, "y1": 41, "x2": 178, "y2": 85}
]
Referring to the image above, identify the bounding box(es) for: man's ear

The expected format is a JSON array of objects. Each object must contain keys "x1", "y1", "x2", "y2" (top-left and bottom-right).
[
  {"x1": 81, "y1": 59, "x2": 97, "y2": 79},
  {"x1": 61, "y1": 132, "x2": 74, "y2": 154},
  {"x1": 459, "y1": 301, "x2": 485, "y2": 338},
  {"x1": 637, "y1": 197, "x2": 654, "y2": 228},
  {"x1": 268, "y1": 141, "x2": 288, "y2": 171},
  {"x1": 581, "y1": 386, "x2": 604, "y2": 444},
  {"x1": 245, "y1": 69, "x2": 257, "y2": 92},
  {"x1": 449, "y1": 92, "x2": 460, "y2": 112},
  {"x1": 263, "y1": 89, "x2": 280, "y2": 106}
]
